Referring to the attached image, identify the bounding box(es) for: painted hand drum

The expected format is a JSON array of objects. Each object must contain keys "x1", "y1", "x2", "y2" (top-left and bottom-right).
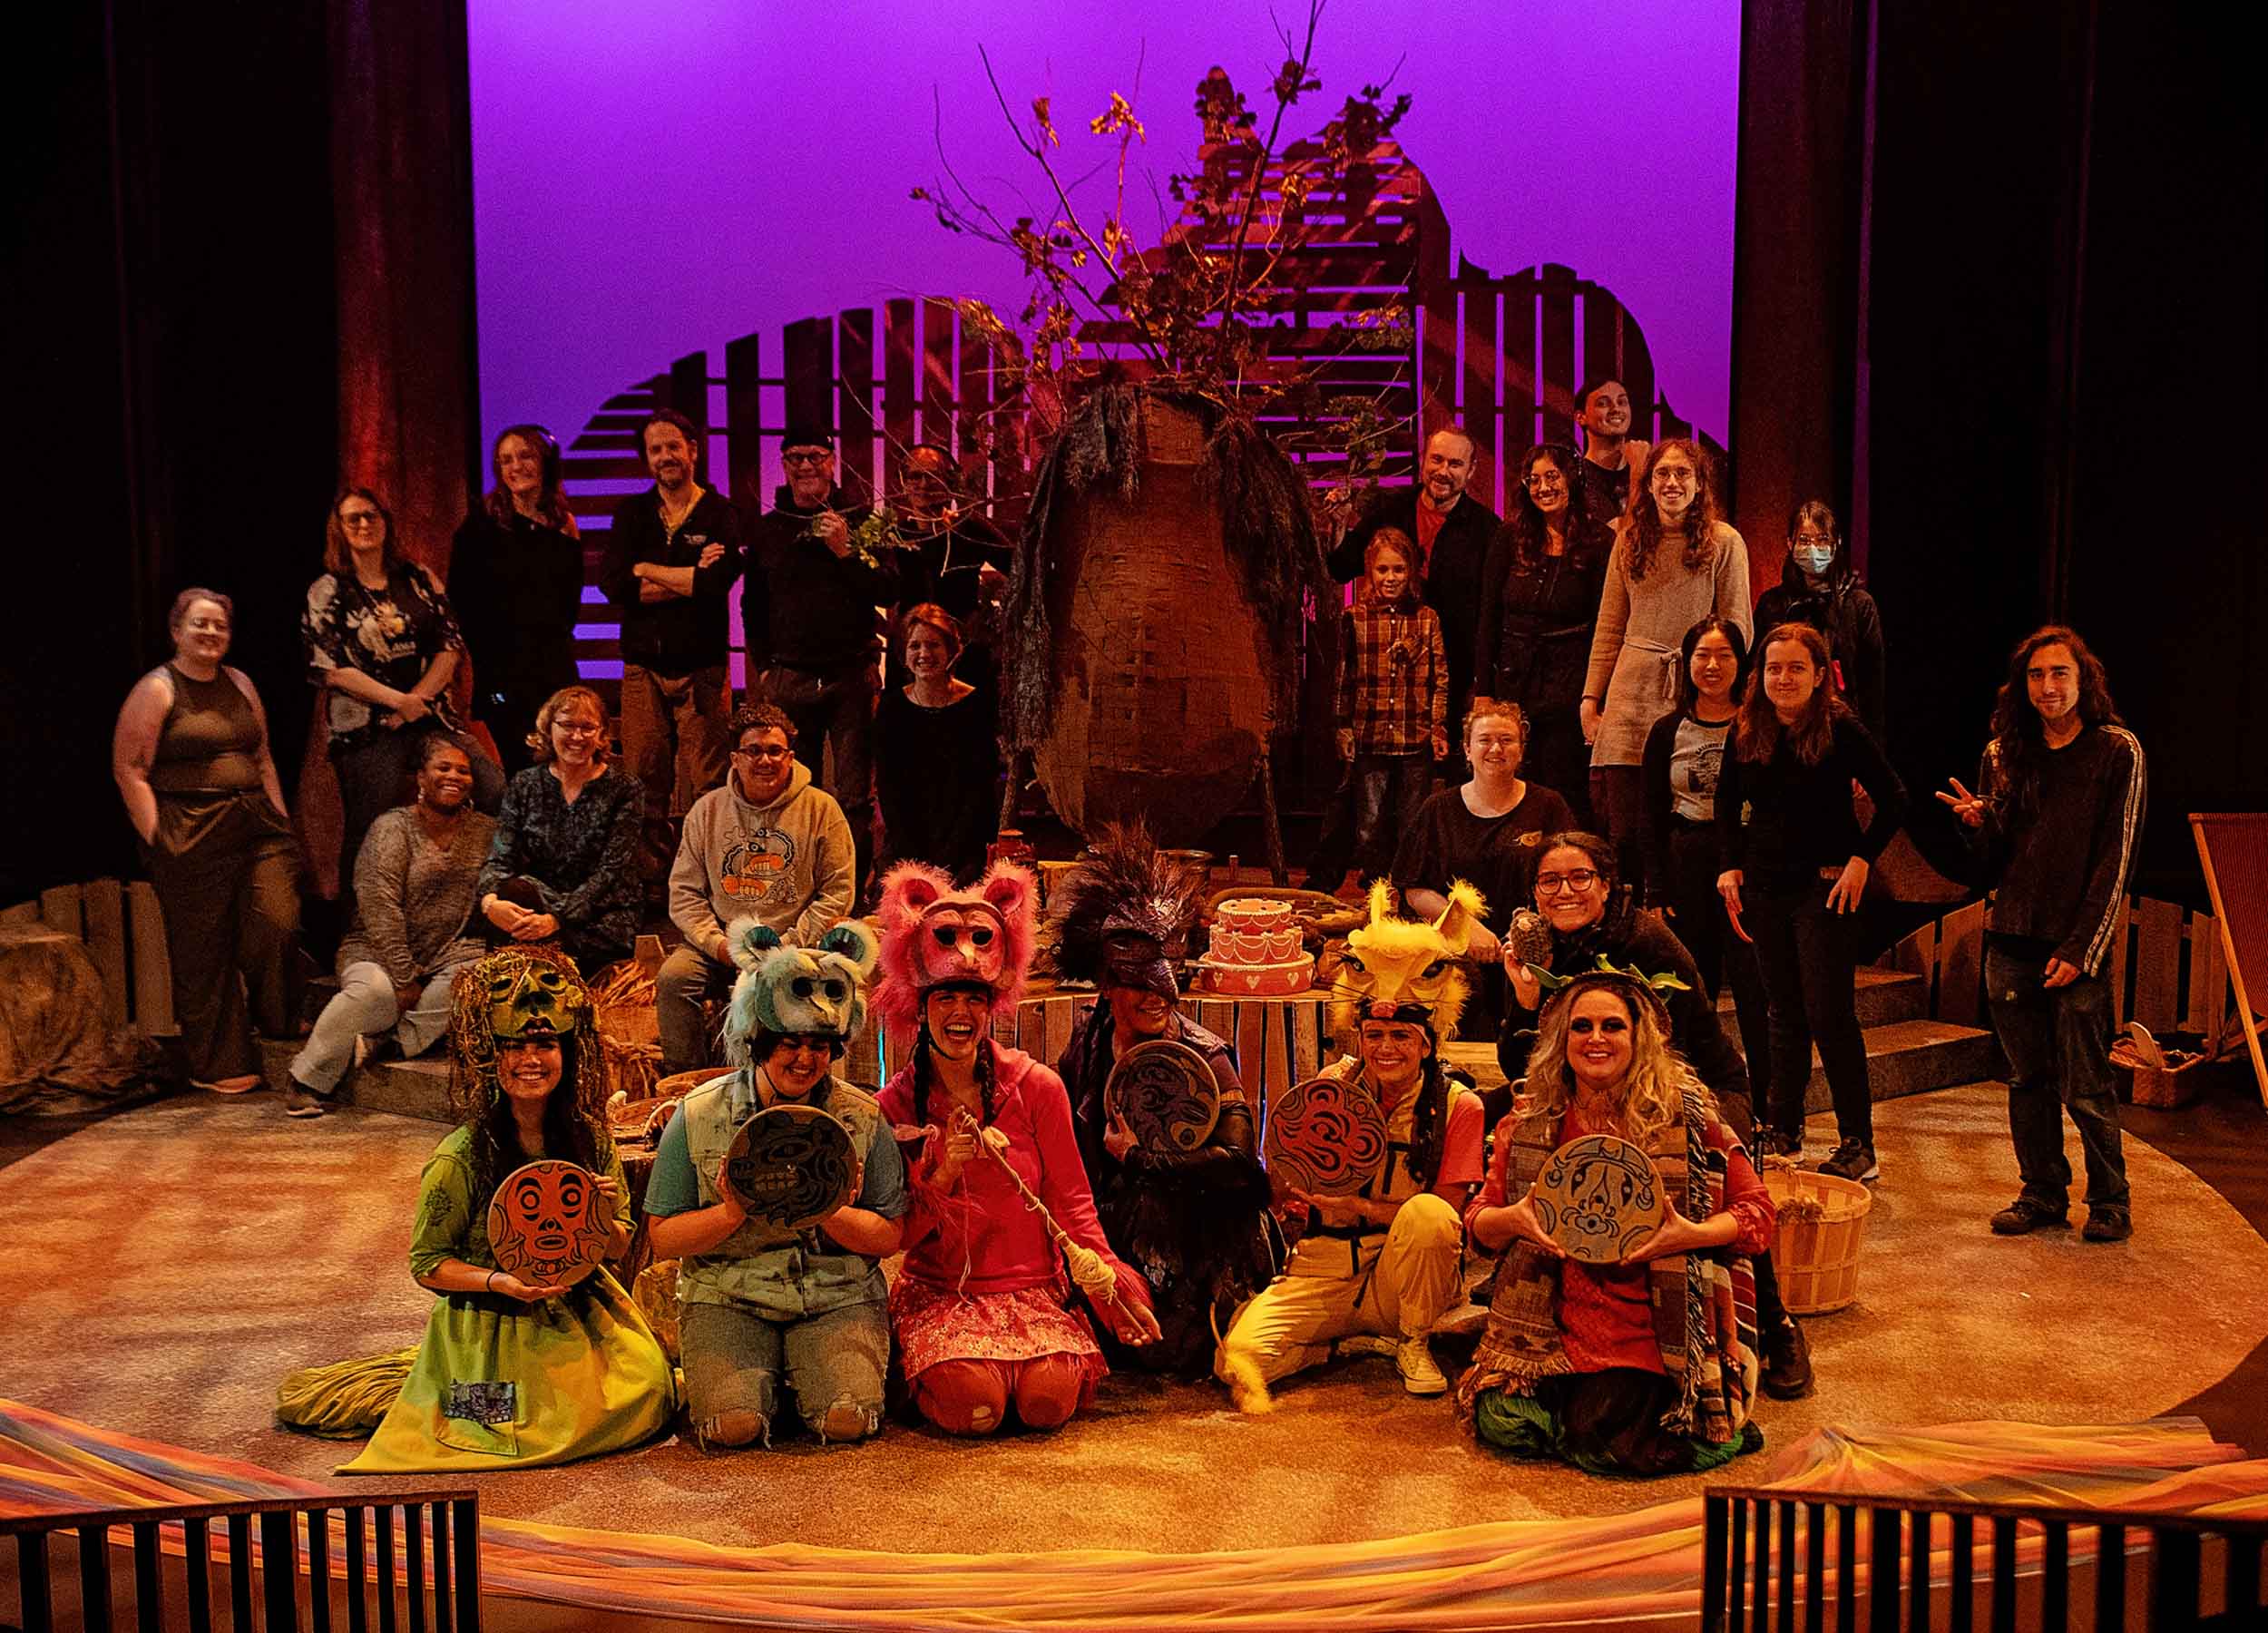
[
  {"x1": 1265, "y1": 1075, "x2": 1388, "y2": 1197},
  {"x1": 1105, "y1": 1038, "x2": 1220, "y2": 1155},
  {"x1": 1530, "y1": 1134, "x2": 1667, "y2": 1264},
  {"x1": 725, "y1": 1102, "x2": 858, "y2": 1231},
  {"x1": 485, "y1": 1160, "x2": 613, "y2": 1289}
]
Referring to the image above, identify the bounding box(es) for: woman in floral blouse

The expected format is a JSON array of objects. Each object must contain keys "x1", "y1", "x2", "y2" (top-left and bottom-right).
[{"x1": 304, "y1": 487, "x2": 503, "y2": 888}]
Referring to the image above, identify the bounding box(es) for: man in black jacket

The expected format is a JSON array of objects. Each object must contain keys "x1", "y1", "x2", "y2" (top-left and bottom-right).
[
  {"x1": 1310, "y1": 426, "x2": 1500, "y2": 888},
  {"x1": 1942, "y1": 626, "x2": 2145, "y2": 1244},
  {"x1": 740, "y1": 420, "x2": 897, "y2": 899},
  {"x1": 600, "y1": 408, "x2": 742, "y2": 885}
]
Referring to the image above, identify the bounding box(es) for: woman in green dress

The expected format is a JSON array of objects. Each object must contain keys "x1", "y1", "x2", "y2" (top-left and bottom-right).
[{"x1": 283, "y1": 946, "x2": 675, "y2": 1472}]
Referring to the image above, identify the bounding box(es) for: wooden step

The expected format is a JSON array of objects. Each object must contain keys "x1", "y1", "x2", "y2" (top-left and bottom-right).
[
  {"x1": 257, "y1": 1037, "x2": 455, "y2": 1123},
  {"x1": 1789, "y1": 1018, "x2": 2004, "y2": 1113},
  {"x1": 1717, "y1": 964, "x2": 1925, "y2": 1029}
]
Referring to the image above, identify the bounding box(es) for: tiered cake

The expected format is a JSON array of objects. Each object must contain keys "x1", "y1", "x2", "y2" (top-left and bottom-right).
[{"x1": 1197, "y1": 897, "x2": 1315, "y2": 996}]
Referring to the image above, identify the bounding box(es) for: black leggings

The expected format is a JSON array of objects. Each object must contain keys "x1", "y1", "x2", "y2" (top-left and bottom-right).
[
  {"x1": 1664, "y1": 822, "x2": 1774, "y2": 1100},
  {"x1": 1745, "y1": 875, "x2": 1872, "y2": 1146}
]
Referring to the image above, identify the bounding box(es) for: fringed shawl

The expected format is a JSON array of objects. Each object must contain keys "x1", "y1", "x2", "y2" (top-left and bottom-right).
[{"x1": 1456, "y1": 1079, "x2": 1760, "y2": 1446}]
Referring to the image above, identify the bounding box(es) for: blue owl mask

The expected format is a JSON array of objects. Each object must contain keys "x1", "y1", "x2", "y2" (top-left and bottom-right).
[{"x1": 722, "y1": 918, "x2": 880, "y2": 1068}]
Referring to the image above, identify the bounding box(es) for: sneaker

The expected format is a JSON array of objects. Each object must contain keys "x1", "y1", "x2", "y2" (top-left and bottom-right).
[
  {"x1": 1760, "y1": 1316, "x2": 1814, "y2": 1400},
  {"x1": 1394, "y1": 1337, "x2": 1448, "y2": 1396},
  {"x1": 1818, "y1": 1139, "x2": 1879, "y2": 1183},
  {"x1": 2081, "y1": 1205, "x2": 2133, "y2": 1243},
  {"x1": 282, "y1": 1081, "x2": 330, "y2": 1119},
  {"x1": 1336, "y1": 1334, "x2": 1397, "y2": 1361},
  {"x1": 1761, "y1": 1129, "x2": 1804, "y2": 1159},
  {"x1": 1989, "y1": 1198, "x2": 2070, "y2": 1236}
]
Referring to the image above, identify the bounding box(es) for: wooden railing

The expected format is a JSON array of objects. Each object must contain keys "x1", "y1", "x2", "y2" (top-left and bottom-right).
[
  {"x1": 3, "y1": 1491, "x2": 480, "y2": 1632},
  {"x1": 1702, "y1": 1484, "x2": 2268, "y2": 1631},
  {"x1": 0, "y1": 877, "x2": 174, "y2": 1039}
]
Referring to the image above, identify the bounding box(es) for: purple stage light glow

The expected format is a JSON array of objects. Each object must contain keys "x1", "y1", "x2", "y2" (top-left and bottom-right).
[{"x1": 468, "y1": 0, "x2": 1737, "y2": 464}]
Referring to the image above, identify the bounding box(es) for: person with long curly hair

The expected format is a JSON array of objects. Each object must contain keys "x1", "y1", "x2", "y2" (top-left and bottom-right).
[
  {"x1": 1579, "y1": 440, "x2": 1750, "y2": 881},
  {"x1": 1459, "y1": 968, "x2": 1774, "y2": 1476},
  {"x1": 277, "y1": 946, "x2": 673, "y2": 1470},
  {"x1": 873, "y1": 862, "x2": 1159, "y2": 1436},
  {"x1": 1940, "y1": 626, "x2": 2143, "y2": 1244}
]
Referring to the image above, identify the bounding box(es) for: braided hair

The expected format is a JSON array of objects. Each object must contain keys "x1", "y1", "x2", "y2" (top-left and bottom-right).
[
  {"x1": 910, "y1": 1015, "x2": 999, "y2": 1132},
  {"x1": 1402, "y1": 1052, "x2": 1452, "y2": 1188}
]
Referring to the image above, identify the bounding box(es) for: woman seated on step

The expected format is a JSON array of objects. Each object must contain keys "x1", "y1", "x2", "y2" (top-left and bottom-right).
[
  {"x1": 474, "y1": 685, "x2": 644, "y2": 975},
  {"x1": 282, "y1": 736, "x2": 494, "y2": 1118},
  {"x1": 1457, "y1": 967, "x2": 1774, "y2": 1475},
  {"x1": 276, "y1": 946, "x2": 675, "y2": 1471}
]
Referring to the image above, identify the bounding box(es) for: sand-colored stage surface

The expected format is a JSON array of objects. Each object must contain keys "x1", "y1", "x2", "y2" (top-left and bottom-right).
[{"x1": 3, "y1": 1084, "x2": 2263, "y2": 1555}]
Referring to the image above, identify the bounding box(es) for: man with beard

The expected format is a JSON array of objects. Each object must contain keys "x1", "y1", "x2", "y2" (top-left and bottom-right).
[
  {"x1": 1051, "y1": 827, "x2": 1276, "y2": 1376},
  {"x1": 600, "y1": 408, "x2": 742, "y2": 887},
  {"x1": 740, "y1": 420, "x2": 897, "y2": 901}
]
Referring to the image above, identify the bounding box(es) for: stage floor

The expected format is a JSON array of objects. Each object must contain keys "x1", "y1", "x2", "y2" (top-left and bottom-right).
[{"x1": 5, "y1": 1084, "x2": 2263, "y2": 1556}]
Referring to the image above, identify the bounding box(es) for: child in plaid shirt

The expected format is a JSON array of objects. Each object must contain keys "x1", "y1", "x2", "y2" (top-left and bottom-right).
[{"x1": 1336, "y1": 530, "x2": 1448, "y2": 885}]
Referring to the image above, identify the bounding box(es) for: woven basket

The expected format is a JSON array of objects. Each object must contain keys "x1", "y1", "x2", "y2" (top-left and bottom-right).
[{"x1": 1763, "y1": 1168, "x2": 1874, "y2": 1315}]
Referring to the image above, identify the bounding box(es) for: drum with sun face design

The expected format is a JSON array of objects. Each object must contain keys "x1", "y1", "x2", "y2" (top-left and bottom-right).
[
  {"x1": 1530, "y1": 1133, "x2": 1667, "y2": 1264},
  {"x1": 485, "y1": 1160, "x2": 613, "y2": 1288},
  {"x1": 1105, "y1": 1038, "x2": 1220, "y2": 1156},
  {"x1": 724, "y1": 1103, "x2": 858, "y2": 1231},
  {"x1": 1265, "y1": 1074, "x2": 1389, "y2": 1197}
]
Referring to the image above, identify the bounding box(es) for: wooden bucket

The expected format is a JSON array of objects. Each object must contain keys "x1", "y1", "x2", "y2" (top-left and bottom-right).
[
  {"x1": 1031, "y1": 398, "x2": 1274, "y2": 843},
  {"x1": 1762, "y1": 1168, "x2": 1873, "y2": 1315}
]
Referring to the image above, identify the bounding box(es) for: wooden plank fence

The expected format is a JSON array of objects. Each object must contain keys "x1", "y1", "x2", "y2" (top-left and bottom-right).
[
  {"x1": 1891, "y1": 893, "x2": 2234, "y2": 1047},
  {"x1": 1, "y1": 879, "x2": 175, "y2": 1037}
]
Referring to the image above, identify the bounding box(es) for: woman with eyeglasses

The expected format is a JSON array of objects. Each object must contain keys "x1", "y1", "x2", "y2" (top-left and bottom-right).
[
  {"x1": 1639, "y1": 618, "x2": 1773, "y2": 1111},
  {"x1": 304, "y1": 487, "x2": 503, "y2": 891},
  {"x1": 1475, "y1": 444, "x2": 1615, "y2": 826},
  {"x1": 1392, "y1": 699, "x2": 1577, "y2": 1028},
  {"x1": 447, "y1": 425, "x2": 586, "y2": 774},
  {"x1": 1751, "y1": 500, "x2": 1886, "y2": 742},
  {"x1": 1458, "y1": 968, "x2": 1774, "y2": 1475},
  {"x1": 475, "y1": 686, "x2": 644, "y2": 973},
  {"x1": 1579, "y1": 440, "x2": 1750, "y2": 883}
]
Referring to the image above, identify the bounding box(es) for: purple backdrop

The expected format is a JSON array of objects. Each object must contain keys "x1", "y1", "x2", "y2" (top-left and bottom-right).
[{"x1": 468, "y1": 0, "x2": 1738, "y2": 474}]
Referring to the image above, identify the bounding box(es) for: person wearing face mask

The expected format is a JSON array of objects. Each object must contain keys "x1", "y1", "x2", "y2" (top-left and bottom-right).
[
  {"x1": 643, "y1": 917, "x2": 906, "y2": 1449},
  {"x1": 1476, "y1": 445, "x2": 1616, "y2": 827},
  {"x1": 278, "y1": 946, "x2": 675, "y2": 1471},
  {"x1": 874, "y1": 861, "x2": 1161, "y2": 1436},
  {"x1": 873, "y1": 603, "x2": 999, "y2": 884},
  {"x1": 284, "y1": 736, "x2": 495, "y2": 1118},
  {"x1": 1717, "y1": 624, "x2": 1907, "y2": 1185},
  {"x1": 447, "y1": 425, "x2": 583, "y2": 774},
  {"x1": 1580, "y1": 440, "x2": 1751, "y2": 886},
  {"x1": 1459, "y1": 971, "x2": 1774, "y2": 1476},
  {"x1": 1050, "y1": 826, "x2": 1276, "y2": 1378},
  {"x1": 1570, "y1": 378, "x2": 1652, "y2": 527},
  {"x1": 1940, "y1": 626, "x2": 2143, "y2": 1245},
  {"x1": 1751, "y1": 500, "x2": 1887, "y2": 744}
]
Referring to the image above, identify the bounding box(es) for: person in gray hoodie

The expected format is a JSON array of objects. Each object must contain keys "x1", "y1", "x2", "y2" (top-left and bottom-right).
[{"x1": 658, "y1": 702, "x2": 855, "y2": 1075}]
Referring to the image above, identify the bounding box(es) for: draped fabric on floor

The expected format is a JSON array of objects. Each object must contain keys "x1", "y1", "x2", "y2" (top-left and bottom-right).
[{"x1": 6, "y1": 1400, "x2": 2268, "y2": 1630}]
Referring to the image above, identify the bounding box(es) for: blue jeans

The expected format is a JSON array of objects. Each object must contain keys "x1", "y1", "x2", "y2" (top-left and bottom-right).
[
  {"x1": 1986, "y1": 945, "x2": 2129, "y2": 1210},
  {"x1": 679, "y1": 1298, "x2": 890, "y2": 1446}
]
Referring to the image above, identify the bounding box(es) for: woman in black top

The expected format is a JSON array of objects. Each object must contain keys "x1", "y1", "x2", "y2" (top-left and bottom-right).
[
  {"x1": 1473, "y1": 444, "x2": 1614, "y2": 828},
  {"x1": 304, "y1": 487, "x2": 504, "y2": 891},
  {"x1": 1716, "y1": 622, "x2": 1907, "y2": 1183},
  {"x1": 1751, "y1": 500, "x2": 1887, "y2": 743},
  {"x1": 448, "y1": 425, "x2": 585, "y2": 773},
  {"x1": 1640, "y1": 617, "x2": 1773, "y2": 1133},
  {"x1": 873, "y1": 602, "x2": 999, "y2": 884}
]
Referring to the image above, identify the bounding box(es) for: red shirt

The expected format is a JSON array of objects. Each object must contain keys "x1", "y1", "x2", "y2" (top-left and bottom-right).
[{"x1": 1413, "y1": 498, "x2": 1452, "y2": 569}]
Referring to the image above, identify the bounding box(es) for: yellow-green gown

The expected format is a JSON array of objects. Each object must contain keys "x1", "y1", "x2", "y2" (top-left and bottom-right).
[{"x1": 337, "y1": 1126, "x2": 675, "y2": 1473}]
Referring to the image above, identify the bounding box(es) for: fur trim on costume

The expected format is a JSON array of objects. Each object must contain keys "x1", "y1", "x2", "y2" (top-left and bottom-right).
[
  {"x1": 872, "y1": 859, "x2": 1037, "y2": 1034},
  {"x1": 1322, "y1": 877, "x2": 1489, "y2": 1048},
  {"x1": 1045, "y1": 820, "x2": 1203, "y2": 997},
  {"x1": 721, "y1": 916, "x2": 880, "y2": 1064}
]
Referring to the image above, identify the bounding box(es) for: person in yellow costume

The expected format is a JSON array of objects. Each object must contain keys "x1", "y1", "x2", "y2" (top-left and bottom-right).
[{"x1": 279, "y1": 946, "x2": 675, "y2": 1471}]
